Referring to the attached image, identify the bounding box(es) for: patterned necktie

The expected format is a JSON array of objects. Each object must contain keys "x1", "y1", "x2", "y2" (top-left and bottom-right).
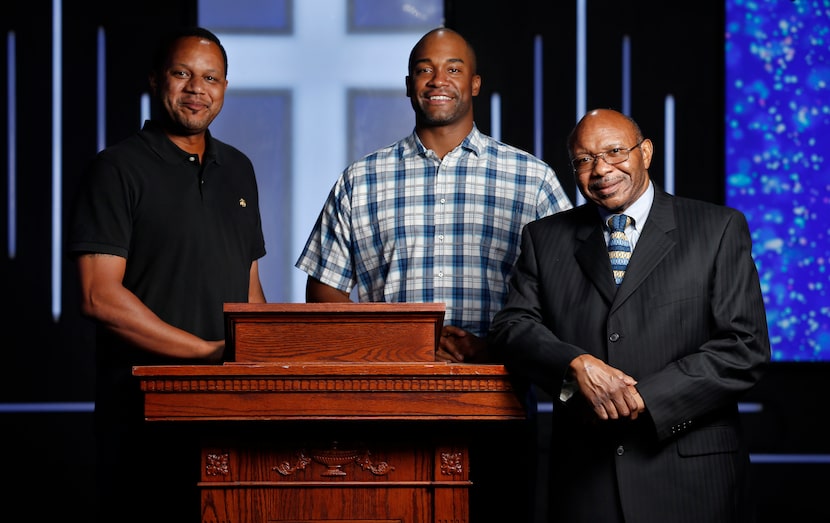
[{"x1": 607, "y1": 214, "x2": 632, "y2": 286}]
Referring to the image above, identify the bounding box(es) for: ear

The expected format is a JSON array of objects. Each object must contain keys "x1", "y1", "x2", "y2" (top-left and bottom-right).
[
  {"x1": 640, "y1": 138, "x2": 653, "y2": 169},
  {"x1": 405, "y1": 75, "x2": 412, "y2": 98},
  {"x1": 148, "y1": 73, "x2": 158, "y2": 96},
  {"x1": 471, "y1": 74, "x2": 481, "y2": 97}
]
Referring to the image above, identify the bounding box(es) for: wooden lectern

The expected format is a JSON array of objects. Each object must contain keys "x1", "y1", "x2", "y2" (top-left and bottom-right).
[{"x1": 133, "y1": 303, "x2": 527, "y2": 523}]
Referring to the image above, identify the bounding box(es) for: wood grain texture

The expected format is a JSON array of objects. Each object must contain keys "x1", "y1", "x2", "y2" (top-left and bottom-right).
[{"x1": 224, "y1": 302, "x2": 445, "y2": 363}]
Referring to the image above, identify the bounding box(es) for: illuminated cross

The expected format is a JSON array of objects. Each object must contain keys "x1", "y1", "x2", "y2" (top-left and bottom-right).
[{"x1": 215, "y1": 1, "x2": 427, "y2": 300}]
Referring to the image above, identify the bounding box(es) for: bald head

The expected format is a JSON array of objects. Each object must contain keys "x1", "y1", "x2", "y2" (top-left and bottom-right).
[
  {"x1": 568, "y1": 109, "x2": 643, "y2": 150},
  {"x1": 408, "y1": 27, "x2": 477, "y2": 76}
]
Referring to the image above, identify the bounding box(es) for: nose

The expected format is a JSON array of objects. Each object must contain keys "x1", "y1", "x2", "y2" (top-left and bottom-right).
[
  {"x1": 186, "y1": 76, "x2": 205, "y2": 93},
  {"x1": 427, "y1": 70, "x2": 448, "y2": 86},
  {"x1": 592, "y1": 154, "x2": 614, "y2": 173}
]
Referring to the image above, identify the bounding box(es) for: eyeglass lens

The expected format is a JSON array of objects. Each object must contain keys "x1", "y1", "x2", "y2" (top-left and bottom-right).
[{"x1": 571, "y1": 142, "x2": 641, "y2": 172}]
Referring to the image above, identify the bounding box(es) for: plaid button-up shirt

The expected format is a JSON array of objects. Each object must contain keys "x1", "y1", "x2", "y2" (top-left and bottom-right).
[{"x1": 296, "y1": 126, "x2": 572, "y2": 336}]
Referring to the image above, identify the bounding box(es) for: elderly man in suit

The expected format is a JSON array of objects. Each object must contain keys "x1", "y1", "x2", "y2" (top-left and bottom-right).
[{"x1": 488, "y1": 108, "x2": 770, "y2": 523}]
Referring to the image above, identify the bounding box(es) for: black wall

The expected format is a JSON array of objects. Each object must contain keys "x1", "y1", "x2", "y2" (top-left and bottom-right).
[
  {"x1": 2, "y1": 2, "x2": 195, "y2": 521},
  {"x1": 446, "y1": 0, "x2": 725, "y2": 202}
]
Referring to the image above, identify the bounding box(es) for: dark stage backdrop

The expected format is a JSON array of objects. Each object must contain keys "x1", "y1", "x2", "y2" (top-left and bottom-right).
[
  {"x1": 1, "y1": 1, "x2": 827, "y2": 522},
  {"x1": 2, "y1": 2, "x2": 197, "y2": 521}
]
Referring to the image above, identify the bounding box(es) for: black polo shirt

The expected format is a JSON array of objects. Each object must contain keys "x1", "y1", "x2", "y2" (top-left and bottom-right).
[{"x1": 69, "y1": 120, "x2": 266, "y2": 372}]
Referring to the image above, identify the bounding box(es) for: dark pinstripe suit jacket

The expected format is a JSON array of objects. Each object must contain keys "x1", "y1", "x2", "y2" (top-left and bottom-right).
[{"x1": 489, "y1": 187, "x2": 770, "y2": 523}]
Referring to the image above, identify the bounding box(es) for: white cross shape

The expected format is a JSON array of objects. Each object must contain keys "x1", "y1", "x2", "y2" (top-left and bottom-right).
[{"x1": 215, "y1": 0, "x2": 426, "y2": 300}]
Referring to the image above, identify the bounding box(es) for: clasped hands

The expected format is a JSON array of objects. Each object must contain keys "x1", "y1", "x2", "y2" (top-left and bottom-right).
[
  {"x1": 571, "y1": 353, "x2": 646, "y2": 421},
  {"x1": 435, "y1": 325, "x2": 490, "y2": 363}
]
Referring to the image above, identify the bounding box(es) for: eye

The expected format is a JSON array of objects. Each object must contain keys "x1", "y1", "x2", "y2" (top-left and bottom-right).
[
  {"x1": 605, "y1": 148, "x2": 626, "y2": 160},
  {"x1": 575, "y1": 156, "x2": 592, "y2": 164}
]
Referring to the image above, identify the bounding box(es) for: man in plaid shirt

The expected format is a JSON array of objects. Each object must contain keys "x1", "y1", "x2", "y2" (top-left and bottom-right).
[{"x1": 296, "y1": 27, "x2": 572, "y2": 363}]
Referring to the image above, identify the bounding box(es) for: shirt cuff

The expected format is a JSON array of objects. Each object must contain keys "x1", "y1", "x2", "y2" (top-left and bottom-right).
[{"x1": 559, "y1": 377, "x2": 576, "y2": 402}]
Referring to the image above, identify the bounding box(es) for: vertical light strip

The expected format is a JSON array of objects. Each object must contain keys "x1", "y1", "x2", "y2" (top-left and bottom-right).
[
  {"x1": 97, "y1": 27, "x2": 106, "y2": 152},
  {"x1": 663, "y1": 95, "x2": 675, "y2": 194},
  {"x1": 141, "y1": 93, "x2": 150, "y2": 126},
  {"x1": 52, "y1": 0, "x2": 63, "y2": 321},
  {"x1": 533, "y1": 35, "x2": 543, "y2": 158},
  {"x1": 575, "y1": 0, "x2": 587, "y2": 121},
  {"x1": 622, "y1": 35, "x2": 631, "y2": 115},
  {"x1": 490, "y1": 92, "x2": 501, "y2": 141},
  {"x1": 7, "y1": 32, "x2": 16, "y2": 259},
  {"x1": 575, "y1": 0, "x2": 587, "y2": 205}
]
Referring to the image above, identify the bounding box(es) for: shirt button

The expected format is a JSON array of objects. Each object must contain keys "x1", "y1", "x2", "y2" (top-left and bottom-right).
[
  {"x1": 438, "y1": 271, "x2": 444, "y2": 277},
  {"x1": 438, "y1": 235, "x2": 444, "y2": 242},
  {"x1": 609, "y1": 332, "x2": 620, "y2": 342},
  {"x1": 440, "y1": 198, "x2": 446, "y2": 204},
  {"x1": 616, "y1": 446, "x2": 624, "y2": 456},
  {"x1": 189, "y1": 156, "x2": 197, "y2": 162}
]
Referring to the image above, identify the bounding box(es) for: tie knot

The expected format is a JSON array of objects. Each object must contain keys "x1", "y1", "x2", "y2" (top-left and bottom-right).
[{"x1": 608, "y1": 214, "x2": 631, "y2": 232}]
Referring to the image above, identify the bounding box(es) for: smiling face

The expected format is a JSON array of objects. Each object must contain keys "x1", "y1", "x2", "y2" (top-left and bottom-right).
[
  {"x1": 149, "y1": 35, "x2": 228, "y2": 137},
  {"x1": 570, "y1": 109, "x2": 653, "y2": 213},
  {"x1": 405, "y1": 29, "x2": 481, "y2": 130}
]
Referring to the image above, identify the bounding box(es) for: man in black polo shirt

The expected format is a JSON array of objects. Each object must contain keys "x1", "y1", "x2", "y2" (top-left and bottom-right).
[{"x1": 68, "y1": 27, "x2": 267, "y2": 523}]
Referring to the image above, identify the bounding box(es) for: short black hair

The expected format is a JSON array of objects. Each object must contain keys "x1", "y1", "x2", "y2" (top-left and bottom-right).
[{"x1": 151, "y1": 26, "x2": 228, "y2": 77}]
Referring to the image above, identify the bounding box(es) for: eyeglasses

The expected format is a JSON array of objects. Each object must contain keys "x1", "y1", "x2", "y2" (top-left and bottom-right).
[{"x1": 570, "y1": 139, "x2": 644, "y2": 173}]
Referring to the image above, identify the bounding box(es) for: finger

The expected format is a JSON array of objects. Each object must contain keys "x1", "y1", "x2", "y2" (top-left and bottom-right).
[
  {"x1": 436, "y1": 345, "x2": 462, "y2": 363},
  {"x1": 628, "y1": 388, "x2": 645, "y2": 419},
  {"x1": 439, "y1": 337, "x2": 464, "y2": 361},
  {"x1": 609, "y1": 386, "x2": 642, "y2": 420},
  {"x1": 594, "y1": 402, "x2": 611, "y2": 420},
  {"x1": 621, "y1": 375, "x2": 637, "y2": 386}
]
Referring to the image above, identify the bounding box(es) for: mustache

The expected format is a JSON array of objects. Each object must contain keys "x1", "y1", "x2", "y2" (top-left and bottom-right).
[{"x1": 587, "y1": 174, "x2": 626, "y2": 191}]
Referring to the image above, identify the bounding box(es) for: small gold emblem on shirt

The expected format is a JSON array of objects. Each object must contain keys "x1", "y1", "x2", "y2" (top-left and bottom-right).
[{"x1": 239, "y1": 198, "x2": 247, "y2": 208}]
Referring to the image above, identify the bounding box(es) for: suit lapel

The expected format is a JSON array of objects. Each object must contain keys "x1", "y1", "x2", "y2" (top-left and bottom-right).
[
  {"x1": 613, "y1": 189, "x2": 677, "y2": 307},
  {"x1": 574, "y1": 206, "x2": 617, "y2": 303}
]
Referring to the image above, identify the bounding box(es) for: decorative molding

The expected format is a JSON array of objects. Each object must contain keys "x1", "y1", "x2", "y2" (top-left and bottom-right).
[
  {"x1": 440, "y1": 451, "x2": 464, "y2": 476},
  {"x1": 273, "y1": 443, "x2": 396, "y2": 478},
  {"x1": 141, "y1": 376, "x2": 514, "y2": 393},
  {"x1": 355, "y1": 450, "x2": 395, "y2": 476},
  {"x1": 205, "y1": 453, "x2": 230, "y2": 477},
  {"x1": 274, "y1": 450, "x2": 312, "y2": 476}
]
